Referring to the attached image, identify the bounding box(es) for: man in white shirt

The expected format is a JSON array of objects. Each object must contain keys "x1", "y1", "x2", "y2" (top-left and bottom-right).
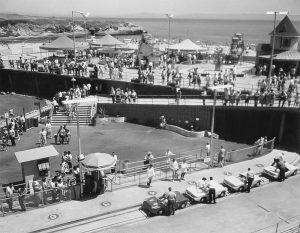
[
  {"x1": 170, "y1": 158, "x2": 179, "y2": 182},
  {"x1": 165, "y1": 149, "x2": 174, "y2": 164},
  {"x1": 205, "y1": 143, "x2": 210, "y2": 157},
  {"x1": 45, "y1": 121, "x2": 52, "y2": 139},
  {"x1": 207, "y1": 177, "x2": 217, "y2": 204},
  {"x1": 147, "y1": 164, "x2": 155, "y2": 187}
]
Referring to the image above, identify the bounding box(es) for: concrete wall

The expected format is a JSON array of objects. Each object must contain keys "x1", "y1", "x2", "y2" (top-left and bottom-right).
[
  {"x1": 0, "y1": 69, "x2": 202, "y2": 99},
  {"x1": 98, "y1": 103, "x2": 300, "y2": 151}
]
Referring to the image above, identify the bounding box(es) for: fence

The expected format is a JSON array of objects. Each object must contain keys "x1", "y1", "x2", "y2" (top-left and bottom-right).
[
  {"x1": 226, "y1": 138, "x2": 276, "y2": 163},
  {"x1": 0, "y1": 184, "x2": 80, "y2": 217},
  {"x1": 106, "y1": 138, "x2": 276, "y2": 191}
]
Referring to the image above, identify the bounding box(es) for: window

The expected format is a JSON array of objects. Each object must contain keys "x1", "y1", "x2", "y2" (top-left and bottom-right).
[{"x1": 280, "y1": 38, "x2": 291, "y2": 48}]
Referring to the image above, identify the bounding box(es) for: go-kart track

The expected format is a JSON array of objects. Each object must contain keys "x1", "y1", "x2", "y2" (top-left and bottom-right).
[{"x1": 4, "y1": 150, "x2": 298, "y2": 233}]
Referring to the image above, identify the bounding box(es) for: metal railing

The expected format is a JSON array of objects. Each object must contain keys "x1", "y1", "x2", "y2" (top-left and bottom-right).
[{"x1": 0, "y1": 185, "x2": 79, "y2": 216}]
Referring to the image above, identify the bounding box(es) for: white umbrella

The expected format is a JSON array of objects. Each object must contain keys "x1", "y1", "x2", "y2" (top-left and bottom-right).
[{"x1": 81, "y1": 152, "x2": 116, "y2": 171}]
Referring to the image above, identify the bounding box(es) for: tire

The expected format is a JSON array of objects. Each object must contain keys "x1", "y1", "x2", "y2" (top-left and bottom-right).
[
  {"x1": 256, "y1": 181, "x2": 261, "y2": 187},
  {"x1": 158, "y1": 210, "x2": 163, "y2": 215},
  {"x1": 200, "y1": 197, "x2": 207, "y2": 203},
  {"x1": 180, "y1": 202, "x2": 187, "y2": 209},
  {"x1": 219, "y1": 191, "x2": 226, "y2": 198},
  {"x1": 293, "y1": 170, "x2": 298, "y2": 176},
  {"x1": 238, "y1": 186, "x2": 244, "y2": 192}
]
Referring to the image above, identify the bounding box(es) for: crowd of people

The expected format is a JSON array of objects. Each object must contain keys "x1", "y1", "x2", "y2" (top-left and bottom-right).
[
  {"x1": 1, "y1": 116, "x2": 26, "y2": 151},
  {"x1": 110, "y1": 87, "x2": 137, "y2": 104}
]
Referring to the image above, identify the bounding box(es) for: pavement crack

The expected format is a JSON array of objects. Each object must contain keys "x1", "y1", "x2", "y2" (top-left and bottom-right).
[{"x1": 257, "y1": 204, "x2": 270, "y2": 213}]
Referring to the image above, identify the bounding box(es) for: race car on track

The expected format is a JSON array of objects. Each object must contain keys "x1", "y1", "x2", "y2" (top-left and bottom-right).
[
  {"x1": 141, "y1": 191, "x2": 190, "y2": 216},
  {"x1": 185, "y1": 181, "x2": 228, "y2": 203},
  {"x1": 263, "y1": 162, "x2": 299, "y2": 180},
  {"x1": 222, "y1": 172, "x2": 264, "y2": 192}
]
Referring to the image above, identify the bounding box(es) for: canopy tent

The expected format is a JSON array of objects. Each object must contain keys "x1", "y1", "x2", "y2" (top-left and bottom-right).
[
  {"x1": 95, "y1": 34, "x2": 124, "y2": 47},
  {"x1": 40, "y1": 35, "x2": 89, "y2": 51},
  {"x1": 15, "y1": 145, "x2": 59, "y2": 163},
  {"x1": 81, "y1": 152, "x2": 116, "y2": 171},
  {"x1": 169, "y1": 39, "x2": 207, "y2": 52},
  {"x1": 259, "y1": 50, "x2": 300, "y2": 61}
]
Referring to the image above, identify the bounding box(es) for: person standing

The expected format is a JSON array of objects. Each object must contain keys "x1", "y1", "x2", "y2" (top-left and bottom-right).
[
  {"x1": 218, "y1": 146, "x2": 226, "y2": 167},
  {"x1": 207, "y1": 177, "x2": 217, "y2": 204},
  {"x1": 40, "y1": 128, "x2": 47, "y2": 146},
  {"x1": 277, "y1": 160, "x2": 286, "y2": 182},
  {"x1": 165, "y1": 149, "x2": 175, "y2": 164},
  {"x1": 111, "y1": 152, "x2": 118, "y2": 173},
  {"x1": 146, "y1": 164, "x2": 155, "y2": 187},
  {"x1": 18, "y1": 185, "x2": 27, "y2": 211},
  {"x1": 45, "y1": 121, "x2": 52, "y2": 139},
  {"x1": 180, "y1": 159, "x2": 188, "y2": 181},
  {"x1": 5, "y1": 184, "x2": 15, "y2": 212},
  {"x1": 246, "y1": 168, "x2": 254, "y2": 193},
  {"x1": 170, "y1": 158, "x2": 179, "y2": 182},
  {"x1": 166, "y1": 187, "x2": 176, "y2": 216},
  {"x1": 205, "y1": 143, "x2": 210, "y2": 157}
]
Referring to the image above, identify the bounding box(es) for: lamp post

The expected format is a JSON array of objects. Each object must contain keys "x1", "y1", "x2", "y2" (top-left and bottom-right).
[
  {"x1": 266, "y1": 11, "x2": 288, "y2": 89},
  {"x1": 166, "y1": 14, "x2": 174, "y2": 52},
  {"x1": 72, "y1": 10, "x2": 90, "y2": 61},
  {"x1": 208, "y1": 84, "x2": 233, "y2": 159},
  {"x1": 71, "y1": 10, "x2": 89, "y2": 198}
]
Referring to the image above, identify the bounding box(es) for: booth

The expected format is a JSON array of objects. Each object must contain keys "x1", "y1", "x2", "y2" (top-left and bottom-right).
[{"x1": 14, "y1": 145, "x2": 59, "y2": 185}]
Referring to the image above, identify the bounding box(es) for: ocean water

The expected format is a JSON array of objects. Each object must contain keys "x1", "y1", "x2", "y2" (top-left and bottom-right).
[{"x1": 124, "y1": 18, "x2": 300, "y2": 45}]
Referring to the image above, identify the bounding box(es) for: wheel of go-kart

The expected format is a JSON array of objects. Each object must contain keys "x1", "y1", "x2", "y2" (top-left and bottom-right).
[
  {"x1": 158, "y1": 210, "x2": 164, "y2": 215},
  {"x1": 180, "y1": 202, "x2": 187, "y2": 209},
  {"x1": 219, "y1": 191, "x2": 226, "y2": 198},
  {"x1": 200, "y1": 197, "x2": 207, "y2": 203},
  {"x1": 238, "y1": 186, "x2": 244, "y2": 192},
  {"x1": 293, "y1": 170, "x2": 298, "y2": 176},
  {"x1": 256, "y1": 181, "x2": 261, "y2": 187}
]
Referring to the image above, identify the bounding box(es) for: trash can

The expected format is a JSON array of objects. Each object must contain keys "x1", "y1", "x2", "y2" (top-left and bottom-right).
[{"x1": 122, "y1": 160, "x2": 130, "y2": 174}]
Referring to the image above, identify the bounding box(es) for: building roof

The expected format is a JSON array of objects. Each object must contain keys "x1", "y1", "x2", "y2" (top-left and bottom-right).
[
  {"x1": 97, "y1": 34, "x2": 124, "y2": 46},
  {"x1": 269, "y1": 15, "x2": 300, "y2": 37},
  {"x1": 15, "y1": 145, "x2": 59, "y2": 163},
  {"x1": 259, "y1": 50, "x2": 300, "y2": 61},
  {"x1": 169, "y1": 39, "x2": 207, "y2": 51},
  {"x1": 40, "y1": 35, "x2": 89, "y2": 51}
]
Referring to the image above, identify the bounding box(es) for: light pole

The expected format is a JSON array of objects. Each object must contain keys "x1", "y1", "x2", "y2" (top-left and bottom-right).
[
  {"x1": 208, "y1": 84, "x2": 233, "y2": 159},
  {"x1": 266, "y1": 11, "x2": 288, "y2": 89},
  {"x1": 72, "y1": 10, "x2": 90, "y2": 61},
  {"x1": 166, "y1": 14, "x2": 174, "y2": 52},
  {"x1": 71, "y1": 10, "x2": 89, "y2": 198}
]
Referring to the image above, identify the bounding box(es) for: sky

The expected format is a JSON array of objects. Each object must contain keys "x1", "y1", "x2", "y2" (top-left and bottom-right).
[{"x1": 1, "y1": 0, "x2": 300, "y2": 18}]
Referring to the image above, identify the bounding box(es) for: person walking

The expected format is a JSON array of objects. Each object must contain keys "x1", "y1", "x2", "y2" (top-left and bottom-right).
[
  {"x1": 146, "y1": 164, "x2": 155, "y2": 187},
  {"x1": 207, "y1": 177, "x2": 217, "y2": 204},
  {"x1": 246, "y1": 168, "x2": 254, "y2": 193},
  {"x1": 205, "y1": 143, "x2": 210, "y2": 157},
  {"x1": 166, "y1": 187, "x2": 176, "y2": 216}
]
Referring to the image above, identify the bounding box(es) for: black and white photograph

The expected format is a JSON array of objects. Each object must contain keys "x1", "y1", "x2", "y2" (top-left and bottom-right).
[{"x1": 0, "y1": 0, "x2": 300, "y2": 232}]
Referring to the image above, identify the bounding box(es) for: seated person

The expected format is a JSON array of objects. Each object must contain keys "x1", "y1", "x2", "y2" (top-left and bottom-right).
[{"x1": 63, "y1": 125, "x2": 71, "y2": 143}]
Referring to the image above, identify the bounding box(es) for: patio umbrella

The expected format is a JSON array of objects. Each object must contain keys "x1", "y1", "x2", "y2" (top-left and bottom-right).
[{"x1": 81, "y1": 152, "x2": 116, "y2": 171}]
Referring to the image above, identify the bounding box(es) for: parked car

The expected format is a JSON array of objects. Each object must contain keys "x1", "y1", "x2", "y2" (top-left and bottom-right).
[
  {"x1": 141, "y1": 191, "x2": 190, "y2": 216},
  {"x1": 263, "y1": 162, "x2": 299, "y2": 180},
  {"x1": 223, "y1": 172, "x2": 263, "y2": 192},
  {"x1": 185, "y1": 182, "x2": 228, "y2": 203}
]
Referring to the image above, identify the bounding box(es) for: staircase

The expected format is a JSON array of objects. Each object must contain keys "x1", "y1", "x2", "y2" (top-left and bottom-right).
[{"x1": 51, "y1": 103, "x2": 95, "y2": 126}]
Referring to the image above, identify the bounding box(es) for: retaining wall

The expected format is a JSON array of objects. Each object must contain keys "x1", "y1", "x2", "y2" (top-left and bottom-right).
[{"x1": 98, "y1": 103, "x2": 300, "y2": 152}]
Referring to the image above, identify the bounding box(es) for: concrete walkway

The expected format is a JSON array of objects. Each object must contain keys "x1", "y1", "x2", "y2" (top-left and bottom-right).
[{"x1": 0, "y1": 149, "x2": 299, "y2": 233}]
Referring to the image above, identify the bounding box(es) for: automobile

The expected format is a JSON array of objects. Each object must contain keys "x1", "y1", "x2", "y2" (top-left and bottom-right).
[
  {"x1": 141, "y1": 191, "x2": 190, "y2": 216},
  {"x1": 263, "y1": 162, "x2": 300, "y2": 180},
  {"x1": 185, "y1": 181, "x2": 228, "y2": 203},
  {"x1": 223, "y1": 172, "x2": 264, "y2": 192}
]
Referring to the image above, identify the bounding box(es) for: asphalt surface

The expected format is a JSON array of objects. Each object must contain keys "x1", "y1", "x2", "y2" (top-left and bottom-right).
[
  {"x1": 101, "y1": 175, "x2": 300, "y2": 233},
  {"x1": 0, "y1": 122, "x2": 249, "y2": 185}
]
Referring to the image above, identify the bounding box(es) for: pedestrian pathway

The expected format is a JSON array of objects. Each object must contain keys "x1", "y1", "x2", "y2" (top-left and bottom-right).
[{"x1": 0, "y1": 149, "x2": 298, "y2": 233}]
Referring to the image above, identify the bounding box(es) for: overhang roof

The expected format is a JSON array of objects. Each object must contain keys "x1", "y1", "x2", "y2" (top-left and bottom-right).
[
  {"x1": 15, "y1": 145, "x2": 59, "y2": 163},
  {"x1": 259, "y1": 50, "x2": 300, "y2": 61}
]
